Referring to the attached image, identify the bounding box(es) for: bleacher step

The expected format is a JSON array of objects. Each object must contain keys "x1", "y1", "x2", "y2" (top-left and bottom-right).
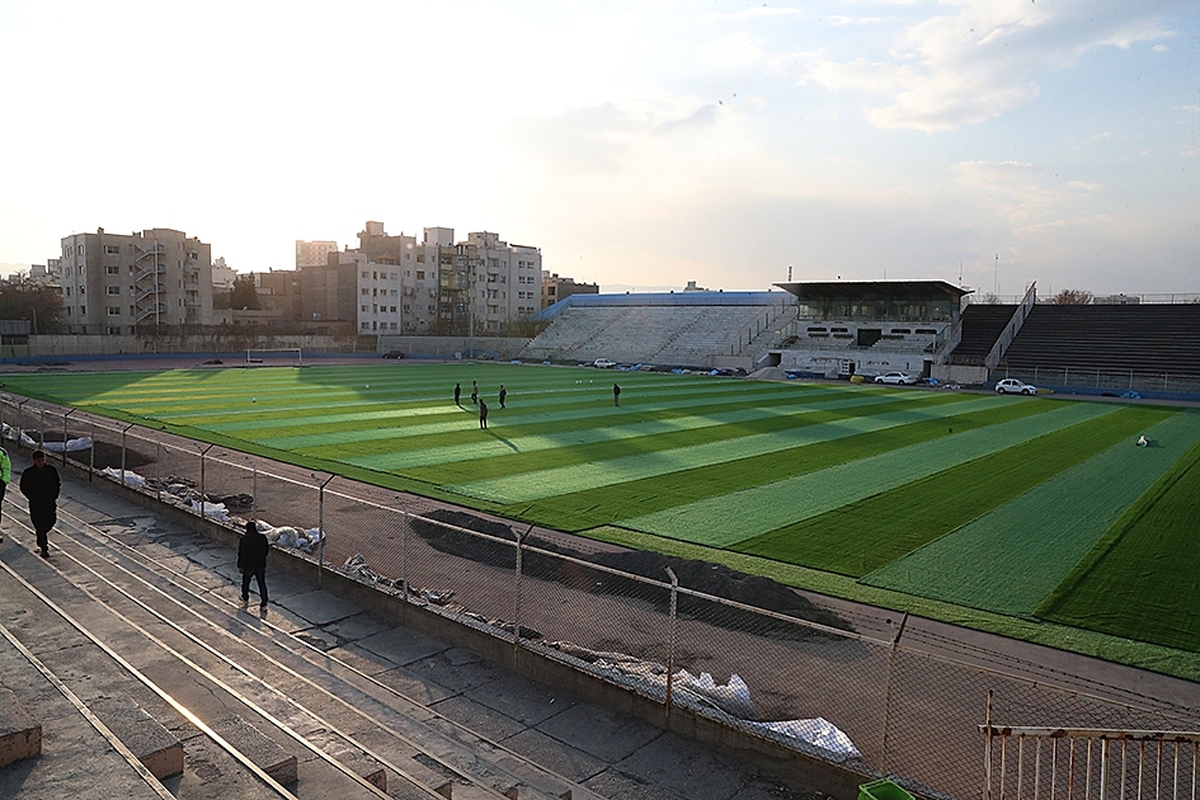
[
  {"x1": 212, "y1": 715, "x2": 297, "y2": 785},
  {"x1": 93, "y1": 697, "x2": 183, "y2": 780},
  {"x1": 0, "y1": 687, "x2": 42, "y2": 768}
]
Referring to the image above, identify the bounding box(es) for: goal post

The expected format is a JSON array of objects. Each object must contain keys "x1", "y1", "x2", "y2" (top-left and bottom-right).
[{"x1": 245, "y1": 347, "x2": 304, "y2": 367}]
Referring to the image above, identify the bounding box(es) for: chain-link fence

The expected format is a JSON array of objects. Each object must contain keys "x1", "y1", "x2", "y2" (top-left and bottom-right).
[
  {"x1": 996, "y1": 366, "x2": 1200, "y2": 397},
  {"x1": 3, "y1": 394, "x2": 1197, "y2": 800}
]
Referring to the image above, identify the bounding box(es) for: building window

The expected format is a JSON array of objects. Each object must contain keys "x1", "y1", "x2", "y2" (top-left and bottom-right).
[
  {"x1": 106, "y1": 286, "x2": 120, "y2": 295},
  {"x1": 416, "y1": 270, "x2": 425, "y2": 280},
  {"x1": 78, "y1": 285, "x2": 85, "y2": 294},
  {"x1": 106, "y1": 326, "x2": 121, "y2": 335},
  {"x1": 104, "y1": 245, "x2": 120, "y2": 255},
  {"x1": 79, "y1": 305, "x2": 86, "y2": 315},
  {"x1": 106, "y1": 265, "x2": 120, "y2": 275},
  {"x1": 361, "y1": 288, "x2": 369, "y2": 295},
  {"x1": 360, "y1": 321, "x2": 369, "y2": 329},
  {"x1": 361, "y1": 304, "x2": 368, "y2": 312},
  {"x1": 362, "y1": 271, "x2": 369, "y2": 279},
  {"x1": 65, "y1": 287, "x2": 72, "y2": 296}
]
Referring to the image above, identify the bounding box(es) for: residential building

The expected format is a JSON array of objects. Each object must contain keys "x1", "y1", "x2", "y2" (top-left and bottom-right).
[
  {"x1": 253, "y1": 268, "x2": 302, "y2": 321},
  {"x1": 303, "y1": 222, "x2": 544, "y2": 334},
  {"x1": 212, "y1": 257, "x2": 235, "y2": 291},
  {"x1": 295, "y1": 239, "x2": 339, "y2": 268},
  {"x1": 541, "y1": 271, "x2": 599, "y2": 309},
  {"x1": 57, "y1": 227, "x2": 213, "y2": 334},
  {"x1": 28, "y1": 259, "x2": 61, "y2": 286}
]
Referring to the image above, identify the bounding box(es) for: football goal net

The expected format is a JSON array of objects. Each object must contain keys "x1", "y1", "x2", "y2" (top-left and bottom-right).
[{"x1": 245, "y1": 348, "x2": 304, "y2": 367}]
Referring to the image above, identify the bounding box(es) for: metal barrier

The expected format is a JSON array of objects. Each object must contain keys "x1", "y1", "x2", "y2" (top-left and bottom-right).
[
  {"x1": 983, "y1": 692, "x2": 1200, "y2": 800},
  {"x1": 3, "y1": 393, "x2": 1199, "y2": 799}
]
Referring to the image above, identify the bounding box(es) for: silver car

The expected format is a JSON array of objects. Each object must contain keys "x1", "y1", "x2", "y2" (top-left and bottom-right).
[
  {"x1": 874, "y1": 371, "x2": 919, "y2": 385},
  {"x1": 995, "y1": 378, "x2": 1038, "y2": 395}
]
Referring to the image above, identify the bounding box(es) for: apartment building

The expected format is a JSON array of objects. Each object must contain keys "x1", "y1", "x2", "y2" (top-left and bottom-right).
[
  {"x1": 58, "y1": 227, "x2": 213, "y2": 334},
  {"x1": 541, "y1": 271, "x2": 599, "y2": 309},
  {"x1": 295, "y1": 239, "x2": 339, "y2": 268},
  {"x1": 339, "y1": 222, "x2": 543, "y2": 334}
]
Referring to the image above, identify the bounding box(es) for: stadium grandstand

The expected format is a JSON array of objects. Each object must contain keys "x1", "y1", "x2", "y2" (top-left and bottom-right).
[
  {"x1": 525, "y1": 280, "x2": 1200, "y2": 397},
  {"x1": 521, "y1": 290, "x2": 796, "y2": 370}
]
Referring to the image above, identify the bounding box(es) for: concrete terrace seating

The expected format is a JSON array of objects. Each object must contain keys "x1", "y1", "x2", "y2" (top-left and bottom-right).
[
  {"x1": 522, "y1": 301, "x2": 778, "y2": 367},
  {"x1": 1000, "y1": 304, "x2": 1200, "y2": 377},
  {"x1": 947, "y1": 304, "x2": 1019, "y2": 364}
]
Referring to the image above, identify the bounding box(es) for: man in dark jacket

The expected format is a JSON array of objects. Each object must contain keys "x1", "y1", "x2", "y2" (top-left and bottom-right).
[
  {"x1": 238, "y1": 520, "x2": 270, "y2": 609},
  {"x1": 20, "y1": 450, "x2": 59, "y2": 558}
]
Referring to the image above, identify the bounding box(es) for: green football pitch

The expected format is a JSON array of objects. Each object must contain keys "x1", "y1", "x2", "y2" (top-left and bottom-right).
[{"x1": 6, "y1": 362, "x2": 1200, "y2": 666}]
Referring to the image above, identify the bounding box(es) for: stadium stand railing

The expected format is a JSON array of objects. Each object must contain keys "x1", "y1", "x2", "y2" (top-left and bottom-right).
[{"x1": 4, "y1": 394, "x2": 1199, "y2": 800}]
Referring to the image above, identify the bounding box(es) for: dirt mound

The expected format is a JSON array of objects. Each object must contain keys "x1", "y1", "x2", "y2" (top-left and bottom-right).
[{"x1": 413, "y1": 508, "x2": 852, "y2": 637}]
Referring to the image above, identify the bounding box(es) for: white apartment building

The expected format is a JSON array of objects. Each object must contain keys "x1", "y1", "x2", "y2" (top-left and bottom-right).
[
  {"x1": 58, "y1": 227, "x2": 213, "y2": 334},
  {"x1": 349, "y1": 222, "x2": 542, "y2": 334}
]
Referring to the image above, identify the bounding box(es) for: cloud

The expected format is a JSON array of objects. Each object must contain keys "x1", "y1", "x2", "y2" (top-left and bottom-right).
[{"x1": 797, "y1": 0, "x2": 1178, "y2": 132}]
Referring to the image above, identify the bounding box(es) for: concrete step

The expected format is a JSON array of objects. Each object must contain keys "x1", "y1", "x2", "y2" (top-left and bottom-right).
[
  {"x1": 93, "y1": 696, "x2": 184, "y2": 780},
  {"x1": 211, "y1": 715, "x2": 297, "y2": 785},
  {"x1": 0, "y1": 687, "x2": 41, "y2": 768}
]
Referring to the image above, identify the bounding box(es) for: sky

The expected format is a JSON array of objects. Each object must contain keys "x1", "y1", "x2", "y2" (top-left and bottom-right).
[{"x1": 1, "y1": 0, "x2": 1197, "y2": 297}]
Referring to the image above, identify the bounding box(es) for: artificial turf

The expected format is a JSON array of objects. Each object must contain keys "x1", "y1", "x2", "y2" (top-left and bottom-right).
[{"x1": 3, "y1": 362, "x2": 1198, "y2": 666}]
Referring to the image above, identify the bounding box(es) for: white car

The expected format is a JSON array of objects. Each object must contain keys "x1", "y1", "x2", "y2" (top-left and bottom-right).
[
  {"x1": 995, "y1": 378, "x2": 1038, "y2": 395},
  {"x1": 874, "y1": 371, "x2": 919, "y2": 385},
  {"x1": 592, "y1": 358, "x2": 617, "y2": 369}
]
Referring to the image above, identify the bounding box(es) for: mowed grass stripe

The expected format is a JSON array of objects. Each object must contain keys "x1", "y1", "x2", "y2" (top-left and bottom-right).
[
  {"x1": 333, "y1": 392, "x2": 972, "y2": 474},
  {"x1": 733, "y1": 404, "x2": 1165, "y2": 576},
  {"x1": 862, "y1": 407, "x2": 1197, "y2": 615},
  {"x1": 253, "y1": 383, "x2": 877, "y2": 448},
  {"x1": 449, "y1": 394, "x2": 1023, "y2": 504},
  {"x1": 628, "y1": 400, "x2": 1114, "y2": 548},
  {"x1": 495, "y1": 396, "x2": 1055, "y2": 532},
  {"x1": 1038, "y1": 419, "x2": 1200, "y2": 652}
]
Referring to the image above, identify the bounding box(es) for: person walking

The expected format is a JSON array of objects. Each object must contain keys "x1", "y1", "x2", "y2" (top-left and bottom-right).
[
  {"x1": 471, "y1": 380, "x2": 478, "y2": 405},
  {"x1": 479, "y1": 399, "x2": 489, "y2": 429},
  {"x1": 238, "y1": 519, "x2": 270, "y2": 609},
  {"x1": 0, "y1": 446, "x2": 10, "y2": 544},
  {"x1": 19, "y1": 450, "x2": 59, "y2": 558},
  {"x1": 498, "y1": 385, "x2": 507, "y2": 409},
  {"x1": 613, "y1": 383, "x2": 621, "y2": 407},
  {"x1": 454, "y1": 382, "x2": 462, "y2": 406}
]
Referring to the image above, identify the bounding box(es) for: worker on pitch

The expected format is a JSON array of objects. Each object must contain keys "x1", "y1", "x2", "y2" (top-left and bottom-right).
[
  {"x1": 454, "y1": 382, "x2": 462, "y2": 406},
  {"x1": 498, "y1": 384, "x2": 507, "y2": 409},
  {"x1": 471, "y1": 380, "x2": 478, "y2": 405},
  {"x1": 479, "y1": 399, "x2": 489, "y2": 429}
]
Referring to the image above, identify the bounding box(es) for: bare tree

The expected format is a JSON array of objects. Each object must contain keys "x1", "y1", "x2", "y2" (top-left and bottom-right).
[{"x1": 1048, "y1": 288, "x2": 1094, "y2": 305}]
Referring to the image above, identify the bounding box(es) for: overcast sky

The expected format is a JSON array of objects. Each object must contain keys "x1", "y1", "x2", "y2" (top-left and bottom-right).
[{"x1": 1, "y1": 0, "x2": 1196, "y2": 297}]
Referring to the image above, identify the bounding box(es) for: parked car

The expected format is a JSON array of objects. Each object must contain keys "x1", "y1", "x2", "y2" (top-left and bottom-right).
[
  {"x1": 874, "y1": 371, "x2": 919, "y2": 385},
  {"x1": 592, "y1": 358, "x2": 617, "y2": 369},
  {"x1": 382, "y1": 350, "x2": 405, "y2": 359},
  {"x1": 995, "y1": 378, "x2": 1038, "y2": 395}
]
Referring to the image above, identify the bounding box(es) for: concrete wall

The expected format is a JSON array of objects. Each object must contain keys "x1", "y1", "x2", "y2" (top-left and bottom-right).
[
  {"x1": 932, "y1": 364, "x2": 989, "y2": 385},
  {"x1": 27, "y1": 334, "x2": 343, "y2": 357},
  {"x1": 377, "y1": 335, "x2": 530, "y2": 359}
]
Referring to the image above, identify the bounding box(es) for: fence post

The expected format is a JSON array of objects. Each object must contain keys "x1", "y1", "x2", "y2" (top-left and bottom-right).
[
  {"x1": 881, "y1": 611, "x2": 909, "y2": 774},
  {"x1": 198, "y1": 444, "x2": 213, "y2": 519},
  {"x1": 121, "y1": 423, "x2": 133, "y2": 486},
  {"x1": 89, "y1": 419, "x2": 96, "y2": 481},
  {"x1": 39, "y1": 408, "x2": 46, "y2": 448},
  {"x1": 664, "y1": 566, "x2": 679, "y2": 724},
  {"x1": 513, "y1": 525, "x2": 533, "y2": 648},
  {"x1": 155, "y1": 437, "x2": 162, "y2": 502},
  {"x1": 62, "y1": 409, "x2": 76, "y2": 467},
  {"x1": 400, "y1": 503, "x2": 409, "y2": 625},
  {"x1": 315, "y1": 474, "x2": 333, "y2": 588},
  {"x1": 984, "y1": 690, "x2": 994, "y2": 800},
  {"x1": 16, "y1": 399, "x2": 28, "y2": 448}
]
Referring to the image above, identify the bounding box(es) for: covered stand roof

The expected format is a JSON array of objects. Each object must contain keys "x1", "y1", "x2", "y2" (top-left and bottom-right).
[{"x1": 773, "y1": 280, "x2": 972, "y2": 303}]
